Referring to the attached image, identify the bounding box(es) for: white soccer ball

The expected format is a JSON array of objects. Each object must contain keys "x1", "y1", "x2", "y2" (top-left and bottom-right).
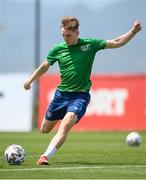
[
  {"x1": 126, "y1": 132, "x2": 141, "y2": 147},
  {"x1": 4, "y1": 144, "x2": 26, "y2": 165}
]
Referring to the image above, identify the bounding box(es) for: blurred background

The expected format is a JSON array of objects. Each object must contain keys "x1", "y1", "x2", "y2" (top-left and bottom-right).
[{"x1": 0, "y1": 0, "x2": 146, "y2": 131}]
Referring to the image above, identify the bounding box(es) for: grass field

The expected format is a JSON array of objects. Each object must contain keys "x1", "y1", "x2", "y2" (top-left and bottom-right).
[{"x1": 0, "y1": 131, "x2": 146, "y2": 179}]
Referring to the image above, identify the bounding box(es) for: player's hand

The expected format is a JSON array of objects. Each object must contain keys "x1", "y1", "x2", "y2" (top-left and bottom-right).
[
  {"x1": 132, "y1": 19, "x2": 142, "y2": 34},
  {"x1": 24, "y1": 81, "x2": 31, "y2": 90}
]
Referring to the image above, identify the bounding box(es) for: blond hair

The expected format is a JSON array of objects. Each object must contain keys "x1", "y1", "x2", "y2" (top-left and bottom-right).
[{"x1": 61, "y1": 16, "x2": 79, "y2": 31}]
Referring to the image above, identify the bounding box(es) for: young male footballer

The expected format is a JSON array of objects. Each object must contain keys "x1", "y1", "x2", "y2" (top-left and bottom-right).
[{"x1": 24, "y1": 16, "x2": 142, "y2": 165}]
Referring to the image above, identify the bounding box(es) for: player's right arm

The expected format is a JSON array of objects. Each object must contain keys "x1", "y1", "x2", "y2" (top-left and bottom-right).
[{"x1": 24, "y1": 60, "x2": 50, "y2": 90}]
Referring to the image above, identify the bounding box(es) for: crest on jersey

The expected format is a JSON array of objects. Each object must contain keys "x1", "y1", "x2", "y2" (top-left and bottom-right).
[{"x1": 80, "y1": 45, "x2": 89, "y2": 52}]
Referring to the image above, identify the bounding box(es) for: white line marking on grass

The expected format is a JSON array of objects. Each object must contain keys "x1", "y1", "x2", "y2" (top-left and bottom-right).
[{"x1": 0, "y1": 165, "x2": 146, "y2": 172}]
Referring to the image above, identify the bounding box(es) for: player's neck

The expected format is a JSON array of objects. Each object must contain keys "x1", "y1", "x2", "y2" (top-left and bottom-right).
[{"x1": 66, "y1": 38, "x2": 79, "y2": 46}]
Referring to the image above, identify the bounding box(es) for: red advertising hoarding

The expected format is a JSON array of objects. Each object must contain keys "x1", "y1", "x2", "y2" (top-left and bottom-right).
[{"x1": 38, "y1": 74, "x2": 146, "y2": 131}]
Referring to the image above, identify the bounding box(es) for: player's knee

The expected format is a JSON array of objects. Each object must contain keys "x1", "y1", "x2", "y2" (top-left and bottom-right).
[
  {"x1": 40, "y1": 127, "x2": 50, "y2": 133},
  {"x1": 40, "y1": 128, "x2": 46, "y2": 133},
  {"x1": 58, "y1": 114, "x2": 77, "y2": 135},
  {"x1": 65, "y1": 112, "x2": 78, "y2": 125},
  {"x1": 66, "y1": 112, "x2": 77, "y2": 121},
  {"x1": 40, "y1": 121, "x2": 50, "y2": 133},
  {"x1": 71, "y1": 113, "x2": 76, "y2": 119}
]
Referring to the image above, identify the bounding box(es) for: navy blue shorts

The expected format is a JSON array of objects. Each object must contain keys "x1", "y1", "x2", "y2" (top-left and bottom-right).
[{"x1": 45, "y1": 89, "x2": 90, "y2": 123}]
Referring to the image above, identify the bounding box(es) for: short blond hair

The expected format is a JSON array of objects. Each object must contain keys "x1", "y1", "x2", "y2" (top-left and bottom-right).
[{"x1": 61, "y1": 16, "x2": 79, "y2": 31}]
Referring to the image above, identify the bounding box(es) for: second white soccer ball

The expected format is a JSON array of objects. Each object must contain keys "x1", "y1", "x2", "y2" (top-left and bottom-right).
[{"x1": 126, "y1": 132, "x2": 141, "y2": 147}]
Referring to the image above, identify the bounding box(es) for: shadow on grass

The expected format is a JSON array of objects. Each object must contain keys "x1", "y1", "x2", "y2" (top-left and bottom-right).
[{"x1": 53, "y1": 161, "x2": 142, "y2": 166}]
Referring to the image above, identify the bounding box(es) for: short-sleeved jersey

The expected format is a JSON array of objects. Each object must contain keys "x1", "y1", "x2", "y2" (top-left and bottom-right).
[{"x1": 47, "y1": 38, "x2": 107, "y2": 92}]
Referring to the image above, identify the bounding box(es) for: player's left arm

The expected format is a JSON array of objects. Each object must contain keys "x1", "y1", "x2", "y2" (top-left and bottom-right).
[{"x1": 105, "y1": 19, "x2": 142, "y2": 49}]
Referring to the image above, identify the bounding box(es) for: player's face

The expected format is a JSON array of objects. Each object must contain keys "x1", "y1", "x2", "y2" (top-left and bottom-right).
[{"x1": 61, "y1": 27, "x2": 79, "y2": 45}]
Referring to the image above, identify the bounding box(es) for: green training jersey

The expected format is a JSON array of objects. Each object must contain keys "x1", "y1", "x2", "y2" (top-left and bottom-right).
[{"x1": 47, "y1": 38, "x2": 107, "y2": 92}]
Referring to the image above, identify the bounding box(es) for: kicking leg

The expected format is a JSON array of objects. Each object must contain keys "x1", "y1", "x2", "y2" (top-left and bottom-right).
[
  {"x1": 37, "y1": 112, "x2": 78, "y2": 165},
  {"x1": 50, "y1": 112, "x2": 78, "y2": 149}
]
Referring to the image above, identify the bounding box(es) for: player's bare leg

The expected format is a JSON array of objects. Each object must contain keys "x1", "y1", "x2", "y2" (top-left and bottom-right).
[
  {"x1": 49, "y1": 112, "x2": 78, "y2": 149},
  {"x1": 40, "y1": 117, "x2": 58, "y2": 133},
  {"x1": 37, "y1": 112, "x2": 78, "y2": 165}
]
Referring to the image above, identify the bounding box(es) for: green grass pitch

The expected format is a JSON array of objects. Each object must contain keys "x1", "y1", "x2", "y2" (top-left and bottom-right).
[{"x1": 0, "y1": 131, "x2": 146, "y2": 179}]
